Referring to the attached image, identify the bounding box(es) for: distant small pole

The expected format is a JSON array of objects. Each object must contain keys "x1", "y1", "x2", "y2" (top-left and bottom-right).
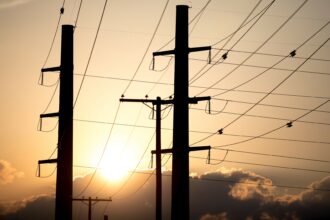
[{"x1": 72, "y1": 197, "x2": 112, "y2": 220}]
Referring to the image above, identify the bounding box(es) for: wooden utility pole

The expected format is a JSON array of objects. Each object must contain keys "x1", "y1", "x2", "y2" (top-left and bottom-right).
[
  {"x1": 38, "y1": 25, "x2": 74, "y2": 220},
  {"x1": 120, "y1": 97, "x2": 173, "y2": 220},
  {"x1": 72, "y1": 197, "x2": 112, "y2": 220},
  {"x1": 153, "y1": 5, "x2": 211, "y2": 220}
]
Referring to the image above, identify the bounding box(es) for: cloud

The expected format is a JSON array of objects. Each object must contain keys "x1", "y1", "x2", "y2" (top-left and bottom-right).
[
  {"x1": 0, "y1": 160, "x2": 24, "y2": 185},
  {"x1": 0, "y1": 0, "x2": 32, "y2": 10},
  {"x1": 1, "y1": 168, "x2": 329, "y2": 220},
  {"x1": 0, "y1": 194, "x2": 54, "y2": 219}
]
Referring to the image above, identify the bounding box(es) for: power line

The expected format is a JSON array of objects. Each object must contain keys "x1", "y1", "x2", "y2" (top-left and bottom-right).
[
  {"x1": 190, "y1": 155, "x2": 330, "y2": 174},
  {"x1": 41, "y1": 0, "x2": 66, "y2": 69},
  {"x1": 211, "y1": 148, "x2": 330, "y2": 163},
  {"x1": 155, "y1": 0, "x2": 213, "y2": 52},
  {"x1": 73, "y1": 0, "x2": 108, "y2": 108},
  {"x1": 189, "y1": 0, "x2": 275, "y2": 84},
  {"x1": 211, "y1": 20, "x2": 330, "y2": 97},
  {"x1": 211, "y1": 98, "x2": 330, "y2": 113},
  {"x1": 121, "y1": 0, "x2": 170, "y2": 96},
  {"x1": 191, "y1": 98, "x2": 330, "y2": 146},
  {"x1": 221, "y1": 37, "x2": 330, "y2": 130},
  {"x1": 193, "y1": 0, "x2": 308, "y2": 96},
  {"x1": 188, "y1": 56, "x2": 330, "y2": 76},
  {"x1": 73, "y1": 118, "x2": 330, "y2": 145},
  {"x1": 75, "y1": 102, "x2": 122, "y2": 197},
  {"x1": 190, "y1": 107, "x2": 330, "y2": 126},
  {"x1": 73, "y1": 73, "x2": 330, "y2": 99},
  {"x1": 212, "y1": 48, "x2": 330, "y2": 62},
  {"x1": 74, "y1": 0, "x2": 83, "y2": 28}
]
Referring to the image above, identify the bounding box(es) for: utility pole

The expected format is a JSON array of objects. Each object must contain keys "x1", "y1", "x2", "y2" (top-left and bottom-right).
[
  {"x1": 153, "y1": 5, "x2": 211, "y2": 220},
  {"x1": 120, "y1": 97, "x2": 172, "y2": 220},
  {"x1": 38, "y1": 25, "x2": 74, "y2": 220},
  {"x1": 72, "y1": 197, "x2": 112, "y2": 220}
]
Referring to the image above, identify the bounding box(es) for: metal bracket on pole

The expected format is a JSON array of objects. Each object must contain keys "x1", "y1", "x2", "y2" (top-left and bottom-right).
[{"x1": 37, "y1": 159, "x2": 58, "y2": 177}]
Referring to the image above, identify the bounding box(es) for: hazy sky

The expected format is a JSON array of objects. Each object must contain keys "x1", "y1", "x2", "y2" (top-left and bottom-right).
[{"x1": 0, "y1": 0, "x2": 329, "y2": 219}]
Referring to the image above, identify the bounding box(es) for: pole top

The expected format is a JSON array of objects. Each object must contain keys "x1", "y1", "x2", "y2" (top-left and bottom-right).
[{"x1": 176, "y1": 4, "x2": 189, "y2": 9}]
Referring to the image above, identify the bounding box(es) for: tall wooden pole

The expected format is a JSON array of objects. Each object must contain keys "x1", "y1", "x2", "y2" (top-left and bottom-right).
[
  {"x1": 56, "y1": 24, "x2": 74, "y2": 220},
  {"x1": 39, "y1": 25, "x2": 74, "y2": 220},
  {"x1": 153, "y1": 5, "x2": 211, "y2": 220}
]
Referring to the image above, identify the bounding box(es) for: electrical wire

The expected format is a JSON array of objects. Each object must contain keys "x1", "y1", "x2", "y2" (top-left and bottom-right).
[
  {"x1": 74, "y1": 0, "x2": 83, "y2": 28},
  {"x1": 191, "y1": 91, "x2": 329, "y2": 146},
  {"x1": 211, "y1": 148, "x2": 330, "y2": 163},
  {"x1": 191, "y1": 107, "x2": 330, "y2": 126},
  {"x1": 190, "y1": 155, "x2": 330, "y2": 174},
  {"x1": 212, "y1": 48, "x2": 330, "y2": 62},
  {"x1": 222, "y1": 37, "x2": 329, "y2": 130},
  {"x1": 74, "y1": 118, "x2": 330, "y2": 145},
  {"x1": 193, "y1": 0, "x2": 308, "y2": 96},
  {"x1": 73, "y1": 0, "x2": 108, "y2": 108},
  {"x1": 156, "y1": 0, "x2": 213, "y2": 52},
  {"x1": 212, "y1": 20, "x2": 330, "y2": 97},
  {"x1": 73, "y1": 73, "x2": 330, "y2": 99},
  {"x1": 189, "y1": 0, "x2": 274, "y2": 84},
  {"x1": 211, "y1": 98, "x2": 330, "y2": 114},
  {"x1": 75, "y1": 102, "x2": 122, "y2": 197},
  {"x1": 188, "y1": 57, "x2": 330, "y2": 76},
  {"x1": 121, "y1": 0, "x2": 170, "y2": 96}
]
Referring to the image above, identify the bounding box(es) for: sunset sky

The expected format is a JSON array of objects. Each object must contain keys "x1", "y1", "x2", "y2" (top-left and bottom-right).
[{"x1": 0, "y1": 0, "x2": 330, "y2": 219}]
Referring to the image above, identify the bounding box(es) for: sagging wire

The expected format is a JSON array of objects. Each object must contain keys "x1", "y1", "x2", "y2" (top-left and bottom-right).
[
  {"x1": 37, "y1": 118, "x2": 59, "y2": 133},
  {"x1": 149, "y1": 56, "x2": 174, "y2": 72},
  {"x1": 204, "y1": 99, "x2": 228, "y2": 115},
  {"x1": 209, "y1": 149, "x2": 229, "y2": 165}
]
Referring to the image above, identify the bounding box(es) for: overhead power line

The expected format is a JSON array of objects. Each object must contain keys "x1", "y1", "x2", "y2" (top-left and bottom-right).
[
  {"x1": 193, "y1": 0, "x2": 308, "y2": 96},
  {"x1": 73, "y1": 118, "x2": 330, "y2": 145},
  {"x1": 73, "y1": 73, "x2": 330, "y2": 99},
  {"x1": 190, "y1": 156, "x2": 330, "y2": 174},
  {"x1": 121, "y1": 0, "x2": 170, "y2": 95},
  {"x1": 211, "y1": 148, "x2": 330, "y2": 163},
  {"x1": 73, "y1": 0, "x2": 108, "y2": 108}
]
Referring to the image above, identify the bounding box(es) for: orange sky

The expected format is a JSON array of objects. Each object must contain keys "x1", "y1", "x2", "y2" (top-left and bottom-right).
[{"x1": 0, "y1": 0, "x2": 329, "y2": 219}]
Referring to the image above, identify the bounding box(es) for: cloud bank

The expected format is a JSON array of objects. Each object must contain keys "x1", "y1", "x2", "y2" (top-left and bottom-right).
[
  {"x1": 0, "y1": 160, "x2": 24, "y2": 185},
  {"x1": 1, "y1": 167, "x2": 329, "y2": 220}
]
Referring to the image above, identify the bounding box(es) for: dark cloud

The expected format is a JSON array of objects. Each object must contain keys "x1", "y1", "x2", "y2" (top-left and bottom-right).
[
  {"x1": 0, "y1": 194, "x2": 54, "y2": 220},
  {"x1": 0, "y1": 160, "x2": 24, "y2": 185},
  {"x1": 1, "y1": 168, "x2": 329, "y2": 220}
]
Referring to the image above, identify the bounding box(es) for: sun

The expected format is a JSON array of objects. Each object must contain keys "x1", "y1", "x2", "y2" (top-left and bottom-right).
[
  {"x1": 100, "y1": 161, "x2": 129, "y2": 182},
  {"x1": 98, "y1": 146, "x2": 137, "y2": 182}
]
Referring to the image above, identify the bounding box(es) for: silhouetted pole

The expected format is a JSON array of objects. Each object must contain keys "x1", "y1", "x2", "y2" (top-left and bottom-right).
[
  {"x1": 104, "y1": 215, "x2": 108, "y2": 220},
  {"x1": 153, "y1": 5, "x2": 211, "y2": 220},
  {"x1": 155, "y1": 97, "x2": 162, "y2": 220},
  {"x1": 120, "y1": 97, "x2": 173, "y2": 220},
  {"x1": 38, "y1": 25, "x2": 74, "y2": 220},
  {"x1": 72, "y1": 197, "x2": 112, "y2": 220}
]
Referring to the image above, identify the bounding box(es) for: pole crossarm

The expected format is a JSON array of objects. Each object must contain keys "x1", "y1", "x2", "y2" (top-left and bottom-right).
[
  {"x1": 72, "y1": 197, "x2": 112, "y2": 203},
  {"x1": 188, "y1": 96, "x2": 211, "y2": 104},
  {"x1": 41, "y1": 66, "x2": 61, "y2": 72},
  {"x1": 40, "y1": 112, "x2": 60, "y2": 118},
  {"x1": 151, "y1": 146, "x2": 210, "y2": 155},
  {"x1": 120, "y1": 98, "x2": 173, "y2": 105},
  {"x1": 153, "y1": 46, "x2": 211, "y2": 57},
  {"x1": 72, "y1": 197, "x2": 112, "y2": 220},
  {"x1": 38, "y1": 159, "x2": 58, "y2": 164}
]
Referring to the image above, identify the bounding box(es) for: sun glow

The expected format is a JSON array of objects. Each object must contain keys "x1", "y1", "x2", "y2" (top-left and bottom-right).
[{"x1": 98, "y1": 145, "x2": 137, "y2": 182}]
